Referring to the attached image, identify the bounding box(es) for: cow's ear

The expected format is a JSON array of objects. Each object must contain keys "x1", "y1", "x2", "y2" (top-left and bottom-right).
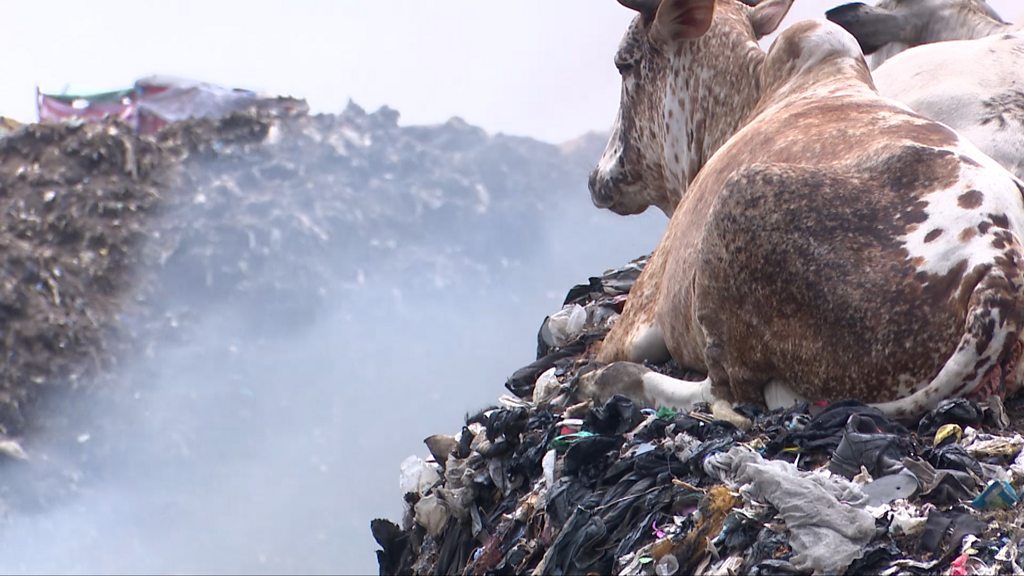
[
  {"x1": 749, "y1": 0, "x2": 794, "y2": 39},
  {"x1": 651, "y1": 0, "x2": 716, "y2": 45},
  {"x1": 826, "y1": 2, "x2": 905, "y2": 54}
]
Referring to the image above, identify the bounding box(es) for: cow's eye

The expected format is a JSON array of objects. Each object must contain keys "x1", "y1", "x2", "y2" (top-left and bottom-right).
[{"x1": 615, "y1": 60, "x2": 635, "y2": 74}]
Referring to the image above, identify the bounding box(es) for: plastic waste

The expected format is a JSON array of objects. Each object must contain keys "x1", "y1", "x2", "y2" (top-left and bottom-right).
[
  {"x1": 971, "y1": 480, "x2": 1019, "y2": 510},
  {"x1": 655, "y1": 406, "x2": 678, "y2": 420},
  {"x1": 829, "y1": 413, "x2": 911, "y2": 479},
  {"x1": 901, "y1": 457, "x2": 978, "y2": 506},
  {"x1": 962, "y1": 431, "x2": 1024, "y2": 459},
  {"x1": 923, "y1": 441, "x2": 984, "y2": 478},
  {"x1": 548, "y1": 430, "x2": 596, "y2": 451},
  {"x1": 918, "y1": 398, "x2": 984, "y2": 437},
  {"x1": 413, "y1": 494, "x2": 450, "y2": 537},
  {"x1": 1010, "y1": 449, "x2": 1024, "y2": 481},
  {"x1": 400, "y1": 455, "x2": 441, "y2": 496},
  {"x1": 540, "y1": 304, "x2": 587, "y2": 348},
  {"x1": 862, "y1": 468, "x2": 919, "y2": 506},
  {"x1": 889, "y1": 504, "x2": 928, "y2": 537},
  {"x1": 934, "y1": 423, "x2": 964, "y2": 446},
  {"x1": 655, "y1": 554, "x2": 679, "y2": 576},
  {"x1": 532, "y1": 367, "x2": 562, "y2": 405},
  {"x1": 423, "y1": 434, "x2": 457, "y2": 465},
  {"x1": 949, "y1": 552, "x2": 992, "y2": 576},
  {"x1": 541, "y1": 449, "x2": 557, "y2": 488},
  {"x1": 709, "y1": 447, "x2": 874, "y2": 574},
  {"x1": 586, "y1": 394, "x2": 644, "y2": 436}
]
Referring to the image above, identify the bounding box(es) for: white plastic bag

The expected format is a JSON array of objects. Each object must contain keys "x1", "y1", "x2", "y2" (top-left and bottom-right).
[
  {"x1": 400, "y1": 455, "x2": 441, "y2": 496},
  {"x1": 542, "y1": 304, "x2": 587, "y2": 348}
]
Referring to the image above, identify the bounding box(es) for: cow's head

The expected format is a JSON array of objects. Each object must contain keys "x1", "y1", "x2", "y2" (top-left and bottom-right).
[
  {"x1": 826, "y1": 0, "x2": 1006, "y2": 67},
  {"x1": 589, "y1": 0, "x2": 793, "y2": 216}
]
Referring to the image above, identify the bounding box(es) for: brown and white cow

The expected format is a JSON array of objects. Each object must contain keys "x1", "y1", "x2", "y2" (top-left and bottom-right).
[{"x1": 582, "y1": 0, "x2": 1024, "y2": 426}]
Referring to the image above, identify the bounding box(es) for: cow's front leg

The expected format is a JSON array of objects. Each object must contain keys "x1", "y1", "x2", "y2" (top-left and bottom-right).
[{"x1": 576, "y1": 361, "x2": 751, "y2": 429}]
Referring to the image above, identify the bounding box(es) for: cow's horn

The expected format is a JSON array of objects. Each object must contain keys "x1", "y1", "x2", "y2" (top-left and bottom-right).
[{"x1": 617, "y1": 0, "x2": 661, "y2": 17}]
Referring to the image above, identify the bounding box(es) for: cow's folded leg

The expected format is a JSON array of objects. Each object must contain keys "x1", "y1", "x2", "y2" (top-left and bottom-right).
[{"x1": 576, "y1": 361, "x2": 752, "y2": 429}]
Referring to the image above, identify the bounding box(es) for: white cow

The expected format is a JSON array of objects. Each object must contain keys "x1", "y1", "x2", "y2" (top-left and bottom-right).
[
  {"x1": 824, "y1": 0, "x2": 1019, "y2": 68},
  {"x1": 827, "y1": 0, "x2": 1024, "y2": 179},
  {"x1": 585, "y1": 0, "x2": 1024, "y2": 426}
]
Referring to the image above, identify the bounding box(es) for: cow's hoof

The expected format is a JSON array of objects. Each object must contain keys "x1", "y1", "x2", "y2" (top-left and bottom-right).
[{"x1": 711, "y1": 399, "x2": 752, "y2": 430}]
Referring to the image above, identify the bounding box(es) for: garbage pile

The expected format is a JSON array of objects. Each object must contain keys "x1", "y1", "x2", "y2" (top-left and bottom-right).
[
  {"x1": 0, "y1": 101, "x2": 610, "y2": 439},
  {"x1": 0, "y1": 121, "x2": 165, "y2": 434},
  {"x1": 374, "y1": 259, "x2": 1024, "y2": 575}
]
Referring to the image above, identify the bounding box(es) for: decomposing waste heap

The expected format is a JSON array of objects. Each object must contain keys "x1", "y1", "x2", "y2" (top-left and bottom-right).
[
  {"x1": 374, "y1": 259, "x2": 1024, "y2": 575},
  {"x1": 0, "y1": 103, "x2": 595, "y2": 439}
]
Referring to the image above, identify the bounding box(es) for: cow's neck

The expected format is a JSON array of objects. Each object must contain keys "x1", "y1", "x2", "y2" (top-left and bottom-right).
[
  {"x1": 872, "y1": 16, "x2": 1015, "y2": 69},
  {"x1": 661, "y1": 40, "x2": 766, "y2": 215},
  {"x1": 931, "y1": 13, "x2": 1012, "y2": 41}
]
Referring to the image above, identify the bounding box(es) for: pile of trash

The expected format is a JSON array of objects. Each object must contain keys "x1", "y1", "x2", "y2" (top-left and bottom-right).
[
  {"x1": 0, "y1": 121, "x2": 166, "y2": 434},
  {"x1": 0, "y1": 101, "x2": 613, "y2": 438},
  {"x1": 374, "y1": 259, "x2": 1024, "y2": 575}
]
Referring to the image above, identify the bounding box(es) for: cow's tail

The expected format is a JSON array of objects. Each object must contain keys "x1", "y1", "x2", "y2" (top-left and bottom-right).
[{"x1": 873, "y1": 263, "x2": 1024, "y2": 420}]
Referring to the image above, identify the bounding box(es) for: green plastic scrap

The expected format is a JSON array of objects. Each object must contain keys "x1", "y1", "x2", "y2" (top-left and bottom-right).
[
  {"x1": 549, "y1": 431, "x2": 597, "y2": 451},
  {"x1": 655, "y1": 406, "x2": 678, "y2": 420}
]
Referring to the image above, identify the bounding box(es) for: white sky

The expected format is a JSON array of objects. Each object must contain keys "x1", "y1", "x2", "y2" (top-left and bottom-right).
[{"x1": 2, "y1": 0, "x2": 1019, "y2": 143}]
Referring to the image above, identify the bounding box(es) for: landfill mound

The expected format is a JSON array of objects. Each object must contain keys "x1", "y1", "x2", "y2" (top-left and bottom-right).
[
  {"x1": 0, "y1": 102, "x2": 609, "y2": 439},
  {"x1": 374, "y1": 259, "x2": 1024, "y2": 576},
  {"x1": 0, "y1": 122, "x2": 166, "y2": 434}
]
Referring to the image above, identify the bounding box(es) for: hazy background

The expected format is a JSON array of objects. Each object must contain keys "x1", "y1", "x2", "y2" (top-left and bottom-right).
[
  {"x1": 5, "y1": 1, "x2": 1017, "y2": 143},
  {"x1": 0, "y1": 1, "x2": 1019, "y2": 575}
]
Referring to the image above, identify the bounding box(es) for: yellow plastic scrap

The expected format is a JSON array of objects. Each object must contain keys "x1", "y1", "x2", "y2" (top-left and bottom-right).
[
  {"x1": 934, "y1": 424, "x2": 963, "y2": 447},
  {"x1": 672, "y1": 486, "x2": 737, "y2": 574}
]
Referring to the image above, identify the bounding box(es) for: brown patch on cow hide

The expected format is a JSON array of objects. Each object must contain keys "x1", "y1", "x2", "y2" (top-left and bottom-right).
[
  {"x1": 897, "y1": 122, "x2": 959, "y2": 149},
  {"x1": 959, "y1": 155, "x2": 982, "y2": 168},
  {"x1": 921, "y1": 259, "x2": 969, "y2": 302},
  {"x1": 990, "y1": 213, "x2": 1011, "y2": 229},
  {"x1": 961, "y1": 227, "x2": 979, "y2": 242},
  {"x1": 924, "y1": 229, "x2": 944, "y2": 243},
  {"x1": 957, "y1": 190, "x2": 984, "y2": 209},
  {"x1": 901, "y1": 201, "x2": 929, "y2": 226}
]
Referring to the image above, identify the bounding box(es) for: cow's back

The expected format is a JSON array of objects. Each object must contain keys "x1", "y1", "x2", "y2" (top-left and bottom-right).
[
  {"x1": 677, "y1": 60, "x2": 1024, "y2": 407},
  {"x1": 873, "y1": 32, "x2": 1024, "y2": 180}
]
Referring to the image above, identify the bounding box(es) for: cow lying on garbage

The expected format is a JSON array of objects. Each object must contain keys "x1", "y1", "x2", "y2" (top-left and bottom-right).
[
  {"x1": 826, "y1": 0, "x2": 1024, "y2": 180},
  {"x1": 581, "y1": 0, "x2": 1024, "y2": 427}
]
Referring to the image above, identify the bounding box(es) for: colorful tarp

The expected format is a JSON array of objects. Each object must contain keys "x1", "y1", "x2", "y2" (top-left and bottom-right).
[{"x1": 36, "y1": 76, "x2": 304, "y2": 134}]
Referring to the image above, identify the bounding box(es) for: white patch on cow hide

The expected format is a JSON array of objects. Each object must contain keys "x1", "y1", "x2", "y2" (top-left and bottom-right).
[{"x1": 900, "y1": 143, "x2": 1024, "y2": 278}]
